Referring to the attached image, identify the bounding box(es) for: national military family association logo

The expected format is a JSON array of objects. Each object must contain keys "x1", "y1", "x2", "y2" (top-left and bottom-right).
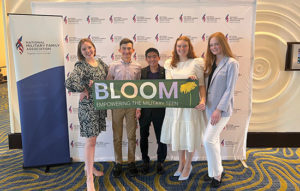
[
  {"x1": 16, "y1": 36, "x2": 59, "y2": 55},
  {"x1": 16, "y1": 36, "x2": 24, "y2": 54}
]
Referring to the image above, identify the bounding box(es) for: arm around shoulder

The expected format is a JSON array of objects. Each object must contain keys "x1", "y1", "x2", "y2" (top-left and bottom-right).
[
  {"x1": 216, "y1": 58, "x2": 239, "y2": 112},
  {"x1": 106, "y1": 62, "x2": 115, "y2": 80},
  {"x1": 164, "y1": 59, "x2": 173, "y2": 79},
  {"x1": 98, "y1": 58, "x2": 109, "y2": 77},
  {"x1": 193, "y1": 58, "x2": 205, "y2": 86},
  {"x1": 228, "y1": 58, "x2": 239, "y2": 78}
]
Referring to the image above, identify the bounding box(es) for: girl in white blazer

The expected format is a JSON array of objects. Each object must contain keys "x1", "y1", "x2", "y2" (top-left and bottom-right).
[{"x1": 203, "y1": 32, "x2": 239, "y2": 188}]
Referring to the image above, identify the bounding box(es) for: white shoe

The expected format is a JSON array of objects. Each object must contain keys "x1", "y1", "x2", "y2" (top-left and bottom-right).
[
  {"x1": 178, "y1": 165, "x2": 192, "y2": 181},
  {"x1": 173, "y1": 171, "x2": 181, "y2": 177}
]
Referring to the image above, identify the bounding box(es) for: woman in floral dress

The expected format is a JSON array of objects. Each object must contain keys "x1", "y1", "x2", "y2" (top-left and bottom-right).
[{"x1": 65, "y1": 38, "x2": 108, "y2": 191}]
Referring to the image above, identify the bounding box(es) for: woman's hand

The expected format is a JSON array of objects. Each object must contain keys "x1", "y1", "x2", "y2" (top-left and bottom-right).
[
  {"x1": 195, "y1": 99, "x2": 205, "y2": 111},
  {"x1": 136, "y1": 109, "x2": 141, "y2": 120},
  {"x1": 88, "y1": 80, "x2": 94, "y2": 87},
  {"x1": 79, "y1": 88, "x2": 89, "y2": 101},
  {"x1": 135, "y1": 109, "x2": 141, "y2": 129},
  {"x1": 210, "y1": 109, "x2": 221, "y2": 125},
  {"x1": 188, "y1": 75, "x2": 197, "y2": 80}
]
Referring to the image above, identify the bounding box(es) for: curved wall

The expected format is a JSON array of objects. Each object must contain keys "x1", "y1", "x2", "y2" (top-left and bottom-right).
[{"x1": 251, "y1": 0, "x2": 300, "y2": 132}]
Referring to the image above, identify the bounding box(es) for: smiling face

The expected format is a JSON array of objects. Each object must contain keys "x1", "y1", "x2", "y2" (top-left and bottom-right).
[
  {"x1": 146, "y1": 51, "x2": 160, "y2": 68},
  {"x1": 80, "y1": 41, "x2": 95, "y2": 60},
  {"x1": 209, "y1": 37, "x2": 223, "y2": 56},
  {"x1": 176, "y1": 40, "x2": 189, "y2": 59},
  {"x1": 119, "y1": 42, "x2": 134, "y2": 62}
]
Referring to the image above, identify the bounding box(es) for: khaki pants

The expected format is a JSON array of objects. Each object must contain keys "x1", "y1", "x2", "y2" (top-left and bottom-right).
[{"x1": 111, "y1": 108, "x2": 137, "y2": 163}]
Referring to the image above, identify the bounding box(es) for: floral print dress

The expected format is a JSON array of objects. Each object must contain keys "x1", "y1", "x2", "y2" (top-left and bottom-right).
[{"x1": 65, "y1": 58, "x2": 108, "y2": 137}]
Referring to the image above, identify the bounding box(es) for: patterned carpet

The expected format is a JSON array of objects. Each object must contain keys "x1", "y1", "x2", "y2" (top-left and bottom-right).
[{"x1": 0, "y1": 83, "x2": 300, "y2": 191}]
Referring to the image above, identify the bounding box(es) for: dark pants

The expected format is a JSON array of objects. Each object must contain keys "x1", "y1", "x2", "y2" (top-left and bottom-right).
[{"x1": 139, "y1": 108, "x2": 167, "y2": 163}]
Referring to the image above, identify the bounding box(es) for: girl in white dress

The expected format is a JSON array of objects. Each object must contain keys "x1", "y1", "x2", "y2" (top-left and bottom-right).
[{"x1": 160, "y1": 36, "x2": 206, "y2": 181}]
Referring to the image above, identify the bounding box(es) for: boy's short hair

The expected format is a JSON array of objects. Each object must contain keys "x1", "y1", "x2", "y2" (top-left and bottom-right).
[
  {"x1": 145, "y1": 48, "x2": 160, "y2": 57},
  {"x1": 119, "y1": 38, "x2": 133, "y2": 47}
]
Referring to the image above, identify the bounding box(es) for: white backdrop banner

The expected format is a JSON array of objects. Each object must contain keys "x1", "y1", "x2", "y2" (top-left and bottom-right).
[{"x1": 32, "y1": 1, "x2": 255, "y2": 162}]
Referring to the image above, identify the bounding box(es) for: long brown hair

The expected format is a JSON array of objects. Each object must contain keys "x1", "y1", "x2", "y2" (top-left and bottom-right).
[
  {"x1": 77, "y1": 38, "x2": 96, "y2": 61},
  {"x1": 204, "y1": 32, "x2": 234, "y2": 74},
  {"x1": 170, "y1": 36, "x2": 196, "y2": 68}
]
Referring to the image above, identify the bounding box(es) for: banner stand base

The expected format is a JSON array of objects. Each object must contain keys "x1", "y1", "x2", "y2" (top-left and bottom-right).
[{"x1": 8, "y1": 133, "x2": 22, "y2": 149}]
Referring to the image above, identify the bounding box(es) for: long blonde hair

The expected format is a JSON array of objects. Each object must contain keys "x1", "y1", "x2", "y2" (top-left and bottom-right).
[
  {"x1": 170, "y1": 36, "x2": 196, "y2": 68},
  {"x1": 204, "y1": 32, "x2": 234, "y2": 74}
]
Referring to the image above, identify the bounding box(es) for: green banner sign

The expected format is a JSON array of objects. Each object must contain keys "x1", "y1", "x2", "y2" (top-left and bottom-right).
[{"x1": 92, "y1": 79, "x2": 200, "y2": 109}]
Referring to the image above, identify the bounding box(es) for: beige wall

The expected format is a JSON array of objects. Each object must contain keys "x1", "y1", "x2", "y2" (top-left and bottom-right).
[
  {"x1": 0, "y1": 0, "x2": 6, "y2": 76},
  {"x1": 251, "y1": 0, "x2": 300, "y2": 132},
  {"x1": 2, "y1": 0, "x2": 300, "y2": 132}
]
